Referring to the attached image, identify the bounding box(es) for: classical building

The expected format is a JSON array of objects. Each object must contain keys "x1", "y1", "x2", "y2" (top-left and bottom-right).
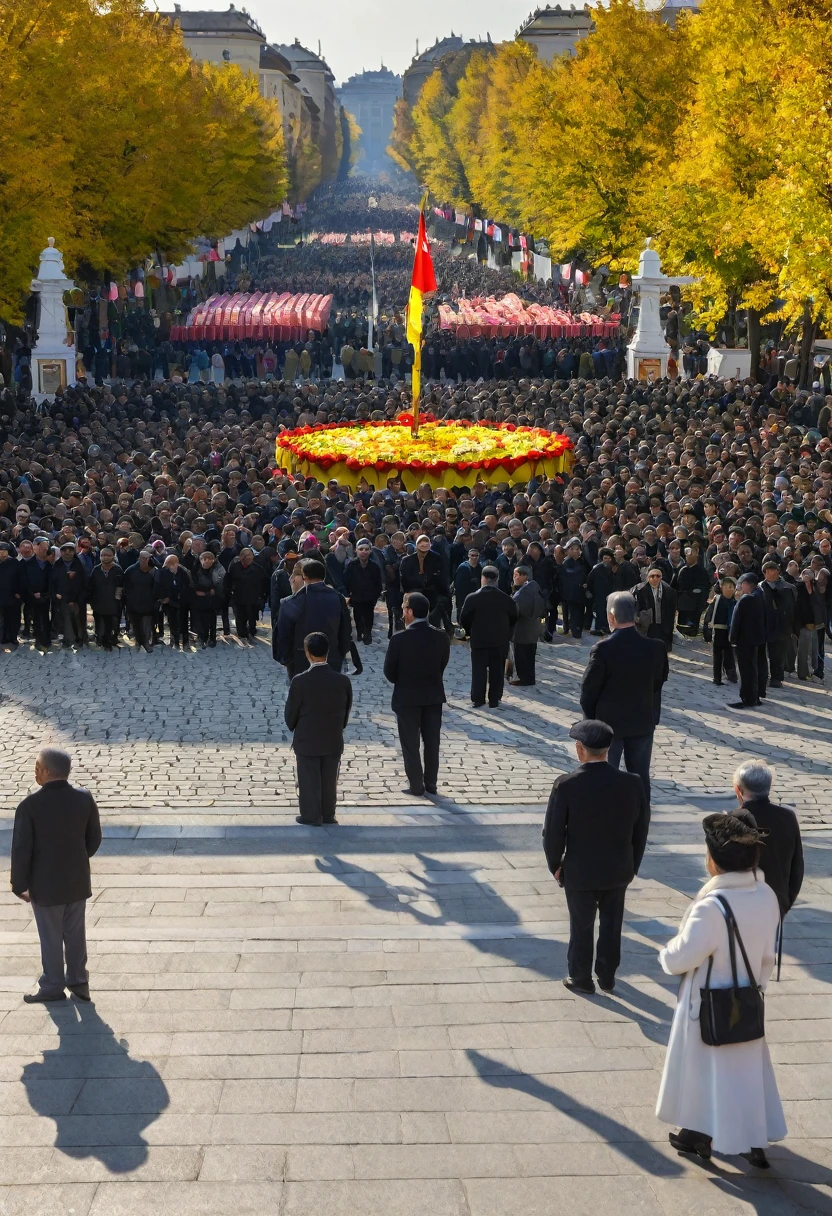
[
  {"x1": 274, "y1": 40, "x2": 341, "y2": 182},
  {"x1": 516, "y1": 6, "x2": 594, "y2": 62},
  {"x1": 516, "y1": 1, "x2": 700, "y2": 62},
  {"x1": 401, "y1": 34, "x2": 495, "y2": 106},
  {"x1": 336, "y1": 68, "x2": 401, "y2": 172}
]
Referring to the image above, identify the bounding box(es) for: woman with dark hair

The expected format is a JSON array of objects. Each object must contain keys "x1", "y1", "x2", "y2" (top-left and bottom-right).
[{"x1": 656, "y1": 813, "x2": 785, "y2": 1168}]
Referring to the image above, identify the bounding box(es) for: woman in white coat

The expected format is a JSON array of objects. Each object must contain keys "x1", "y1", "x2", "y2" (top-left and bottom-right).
[{"x1": 656, "y1": 812, "x2": 786, "y2": 1167}]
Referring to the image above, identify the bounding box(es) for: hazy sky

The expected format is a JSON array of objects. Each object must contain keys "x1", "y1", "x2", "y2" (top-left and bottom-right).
[{"x1": 171, "y1": 0, "x2": 532, "y2": 85}]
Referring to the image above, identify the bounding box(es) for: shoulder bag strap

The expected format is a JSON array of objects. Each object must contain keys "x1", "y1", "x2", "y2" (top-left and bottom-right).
[{"x1": 715, "y1": 893, "x2": 756, "y2": 988}]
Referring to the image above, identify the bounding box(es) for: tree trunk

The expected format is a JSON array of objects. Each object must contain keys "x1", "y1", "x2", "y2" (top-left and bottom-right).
[
  {"x1": 747, "y1": 307, "x2": 761, "y2": 382},
  {"x1": 798, "y1": 303, "x2": 818, "y2": 388}
]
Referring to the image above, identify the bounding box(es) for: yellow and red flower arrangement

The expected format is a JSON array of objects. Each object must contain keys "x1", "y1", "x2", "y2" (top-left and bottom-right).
[{"x1": 276, "y1": 415, "x2": 574, "y2": 490}]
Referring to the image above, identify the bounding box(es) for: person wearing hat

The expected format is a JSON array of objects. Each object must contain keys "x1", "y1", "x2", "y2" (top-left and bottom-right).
[
  {"x1": 558, "y1": 538, "x2": 590, "y2": 639},
  {"x1": 343, "y1": 539, "x2": 383, "y2": 645},
  {"x1": 51, "y1": 541, "x2": 88, "y2": 649},
  {"x1": 21, "y1": 537, "x2": 53, "y2": 653},
  {"x1": 580, "y1": 591, "x2": 668, "y2": 807},
  {"x1": 542, "y1": 719, "x2": 649, "y2": 995},
  {"x1": 728, "y1": 573, "x2": 768, "y2": 706}
]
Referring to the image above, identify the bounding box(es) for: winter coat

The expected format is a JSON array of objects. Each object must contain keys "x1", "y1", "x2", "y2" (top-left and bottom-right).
[{"x1": 656, "y1": 870, "x2": 785, "y2": 1155}]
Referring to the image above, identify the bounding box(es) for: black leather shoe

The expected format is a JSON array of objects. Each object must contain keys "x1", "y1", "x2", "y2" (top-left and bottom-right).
[
  {"x1": 562, "y1": 976, "x2": 595, "y2": 995},
  {"x1": 596, "y1": 975, "x2": 615, "y2": 993},
  {"x1": 425, "y1": 786, "x2": 438, "y2": 795},
  {"x1": 728, "y1": 701, "x2": 753, "y2": 709},
  {"x1": 295, "y1": 816, "x2": 322, "y2": 826},
  {"x1": 69, "y1": 985, "x2": 91, "y2": 1002},
  {"x1": 24, "y1": 991, "x2": 67, "y2": 1004},
  {"x1": 401, "y1": 787, "x2": 426, "y2": 797},
  {"x1": 741, "y1": 1148, "x2": 770, "y2": 1169},
  {"x1": 669, "y1": 1129, "x2": 712, "y2": 1160}
]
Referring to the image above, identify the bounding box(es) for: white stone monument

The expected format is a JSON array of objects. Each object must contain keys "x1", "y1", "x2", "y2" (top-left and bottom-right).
[
  {"x1": 627, "y1": 239, "x2": 695, "y2": 381},
  {"x1": 30, "y1": 237, "x2": 76, "y2": 400}
]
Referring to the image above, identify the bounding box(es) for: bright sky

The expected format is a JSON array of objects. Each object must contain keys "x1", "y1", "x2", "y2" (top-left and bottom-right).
[{"x1": 170, "y1": 0, "x2": 533, "y2": 85}]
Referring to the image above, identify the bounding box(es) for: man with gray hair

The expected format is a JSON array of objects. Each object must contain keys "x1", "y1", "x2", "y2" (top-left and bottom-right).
[
  {"x1": 10, "y1": 749, "x2": 101, "y2": 1003},
  {"x1": 733, "y1": 760, "x2": 803, "y2": 917},
  {"x1": 580, "y1": 591, "x2": 668, "y2": 808}
]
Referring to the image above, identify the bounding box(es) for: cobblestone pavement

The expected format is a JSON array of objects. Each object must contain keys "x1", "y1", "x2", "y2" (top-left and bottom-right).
[
  {"x1": 0, "y1": 613, "x2": 830, "y2": 1213},
  {"x1": 0, "y1": 607, "x2": 829, "y2": 823}
]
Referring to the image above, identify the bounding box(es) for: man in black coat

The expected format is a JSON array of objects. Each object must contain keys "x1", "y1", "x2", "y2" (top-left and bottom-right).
[
  {"x1": 453, "y1": 549, "x2": 482, "y2": 624},
  {"x1": 51, "y1": 541, "x2": 88, "y2": 648},
  {"x1": 459, "y1": 565, "x2": 519, "y2": 708},
  {"x1": 21, "y1": 536, "x2": 52, "y2": 652},
  {"x1": 344, "y1": 540, "x2": 383, "y2": 644},
  {"x1": 732, "y1": 760, "x2": 803, "y2": 917},
  {"x1": 760, "y1": 561, "x2": 795, "y2": 688},
  {"x1": 580, "y1": 590, "x2": 668, "y2": 808},
  {"x1": 225, "y1": 547, "x2": 266, "y2": 642},
  {"x1": 153, "y1": 553, "x2": 192, "y2": 649},
  {"x1": 399, "y1": 534, "x2": 450, "y2": 628},
  {"x1": 383, "y1": 591, "x2": 451, "y2": 797},
  {"x1": 635, "y1": 567, "x2": 678, "y2": 652},
  {"x1": 87, "y1": 546, "x2": 124, "y2": 649},
  {"x1": 277, "y1": 559, "x2": 352, "y2": 678},
  {"x1": 10, "y1": 748, "x2": 101, "y2": 1003},
  {"x1": 284, "y1": 632, "x2": 353, "y2": 825},
  {"x1": 543, "y1": 720, "x2": 649, "y2": 994},
  {"x1": 123, "y1": 549, "x2": 159, "y2": 652},
  {"x1": 728, "y1": 573, "x2": 767, "y2": 708},
  {"x1": 0, "y1": 540, "x2": 22, "y2": 646}
]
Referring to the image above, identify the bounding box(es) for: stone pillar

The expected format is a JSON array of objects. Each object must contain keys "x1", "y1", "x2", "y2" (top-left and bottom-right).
[
  {"x1": 626, "y1": 241, "x2": 695, "y2": 381},
  {"x1": 30, "y1": 238, "x2": 76, "y2": 401}
]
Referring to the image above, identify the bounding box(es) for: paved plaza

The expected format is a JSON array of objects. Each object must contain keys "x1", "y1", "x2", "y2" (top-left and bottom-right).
[{"x1": 0, "y1": 618, "x2": 830, "y2": 1213}]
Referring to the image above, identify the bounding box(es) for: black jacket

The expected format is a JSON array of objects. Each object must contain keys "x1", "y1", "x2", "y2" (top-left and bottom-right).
[
  {"x1": 284, "y1": 662, "x2": 353, "y2": 756},
  {"x1": 87, "y1": 563, "x2": 124, "y2": 614},
  {"x1": 225, "y1": 557, "x2": 266, "y2": 606},
  {"x1": 277, "y1": 582, "x2": 352, "y2": 672},
  {"x1": 343, "y1": 558, "x2": 383, "y2": 603},
  {"x1": 459, "y1": 583, "x2": 518, "y2": 648},
  {"x1": 580, "y1": 626, "x2": 668, "y2": 736},
  {"x1": 153, "y1": 565, "x2": 193, "y2": 607},
  {"x1": 383, "y1": 620, "x2": 450, "y2": 709},
  {"x1": 542, "y1": 761, "x2": 649, "y2": 890},
  {"x1": 123, "y1": 563, "x2": 158, "y2": 614},
  {"x1": 512, "y1": 580, "x2": 546, "y2": 645},
  {"x1": 11, "y1": 779, "x2": 101, "y2": 905},
  {"x1": 558, "y1": 555, "x2": 589, "y2": 604},
  {"x1": 738, "y1": 798, "x2": 804, "y2": 916},
  {"x1": 729, "y1": 589, "x2": 767, "y2": 647},
  {"x1": 761, "y1": 578, "x2": 795, "y2": 641},
  {"x1": 453, "y1": 562, "x2": 482, "y2": 608},
  {"x1": 635, "y1": 580, "x2": 677, "y2": 645},
  {"x1": 0, "y1": 557, "x2": 21, "y2": 606},
  {"x1": 51, "y1": 557, "x2": 87, "y2": 604},
  {"x1": 20, "y1": 556, "x2": 51, "y2": 600},
  {"x1": 675, "y1": 563, "x2": 711, "y2": 613},
  {"x1": 399, "y1": 550, "x2": 449, "y2": 605}
]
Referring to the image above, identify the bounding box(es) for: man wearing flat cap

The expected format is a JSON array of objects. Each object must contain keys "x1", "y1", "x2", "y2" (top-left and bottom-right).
[{"x1": 543, "y1": 719, "x2": 649, "y2": 996}]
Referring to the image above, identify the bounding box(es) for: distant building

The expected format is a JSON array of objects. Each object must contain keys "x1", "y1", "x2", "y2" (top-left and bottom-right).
[
  {"x1": 517, "y1": 1, "x2": 699, "y2": 61},
  {"x1": 402, "y1": 34, "x2": 493, "y2": 106},
  {"x1": 274, "y1": 39, "x2": 341, "y2": 183},
  {"x1": 516, "y1": 6, "x2": 594, "y2": 62},
  {"x1": 337, "y1": 68, "x2": 402, "y2": 172}
]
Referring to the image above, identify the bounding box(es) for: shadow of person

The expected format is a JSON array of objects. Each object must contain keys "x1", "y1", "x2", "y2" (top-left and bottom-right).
[
  {"x1": 21, "y1": 1001, "x2": 169, "y2": 1173},
  {"x1": 465, "y1": 1048, "x2": 684, "y2": 1177}
]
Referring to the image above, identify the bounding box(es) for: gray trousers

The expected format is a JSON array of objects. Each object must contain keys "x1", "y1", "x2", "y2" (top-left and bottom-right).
[{"x1": 31, "y1": 900, "x2": 88, "y2": 996}]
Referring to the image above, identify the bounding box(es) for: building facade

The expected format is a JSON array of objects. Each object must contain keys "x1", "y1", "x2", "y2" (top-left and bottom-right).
[
  {"x1": 336, "y1": 68, "x2": 401, "y2": 173},
  {"x1": 516, "y1": 1, "x2": 700, "y2": 62}
]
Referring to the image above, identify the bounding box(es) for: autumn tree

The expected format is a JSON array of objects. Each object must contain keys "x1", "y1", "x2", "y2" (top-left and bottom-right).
[{"x1": 0, "y1": 0, "x2": 286, "y2": 321}]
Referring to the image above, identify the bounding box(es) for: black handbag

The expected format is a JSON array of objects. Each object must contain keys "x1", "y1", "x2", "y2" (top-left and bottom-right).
[{"x1": 699, "y1": 894, "x2": 766, "y2": 1047}]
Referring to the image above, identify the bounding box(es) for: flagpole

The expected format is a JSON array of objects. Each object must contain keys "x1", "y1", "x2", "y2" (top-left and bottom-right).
[{"x1": 368, "y1": 233, "x2": 376, "y2": 356}]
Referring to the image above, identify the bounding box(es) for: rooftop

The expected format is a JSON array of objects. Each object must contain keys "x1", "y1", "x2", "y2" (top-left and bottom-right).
[
  {"x1": 160, "y1": 4, "x2": 264, "y2": 39},
  {"x1": 274, "y1": 38, "x2": 334, "y2": 78}
]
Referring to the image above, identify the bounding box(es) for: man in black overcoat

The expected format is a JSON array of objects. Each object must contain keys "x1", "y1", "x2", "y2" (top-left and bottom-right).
[
  {"x1": 383, "y1": 591, "x2": 451, "y2": 797},
  {"x1": 459, "y1": 565, "x2": 518, "y2": 708},
  {"x1": 284, "y1": 632, "x2": 353, "y2": 825},
  {"x1": 543, "y1": 720, "x2": 649, "y2": 995},
  {"x1": 11, "y1": 749, "x2": 102, "y2": 1003}
]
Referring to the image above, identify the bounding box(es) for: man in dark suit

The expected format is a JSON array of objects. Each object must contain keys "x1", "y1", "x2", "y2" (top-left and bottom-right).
[
  {"x1": 580, "y1": 590, "x2": 668, "y2": 808},
  {"x1": 284, "y1": 632, "x2": 353, "y2": 825},
  {"x1": 635, "y1": 567, "x2": 678, "y2": 652},
  {"x1": 728, "y1": 573, "x2": 767, "y2": 708},
  {"x1": 383, "y1": 591, "x2": 451, "y2": 797},
  {"x1": 543, "y1": 720, "x2": 649, "y2": 994},
  {"x1": 760, "y1": 561, "x2": 795, "y2": 689},
  {"x1": 277, "y1": 559, "x2": 352, "y2": 678},
  {"x1": 10, "y1": 748, "x2": 102, "y2": 1003},
  {"x1": 733, "y1": 760, "x2": 803, "y2": 917},
  {"x1": 459, "y1": 565, "x2": 518, "y2": 708}
]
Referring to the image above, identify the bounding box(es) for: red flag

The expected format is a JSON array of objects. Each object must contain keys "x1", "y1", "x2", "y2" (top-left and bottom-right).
[{"x1": 411, "y1": 212, "x2": 437, "y2": 295}]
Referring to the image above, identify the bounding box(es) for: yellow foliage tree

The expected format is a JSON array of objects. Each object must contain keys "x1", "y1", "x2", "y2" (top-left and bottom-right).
[{"x1": 0, "y1": 0, "x2": 286, "y2": 322}]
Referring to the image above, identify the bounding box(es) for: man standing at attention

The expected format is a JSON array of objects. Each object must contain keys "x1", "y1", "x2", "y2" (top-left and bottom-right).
[
  {"x1": 277, "y1": 558, "x2": 352, "y2": 678},
  {"x1": 459, "y1": 565, "x2": 518, "y2": 708},
  {"x1": 580, "y1": 590, "x2": 668, "y2": 808},
  {"x1": 11, "y1": 748, "x2": 101, "y2": 1003},
  {"x1": 383, "y1": 591, "x2": 450, "y2": 797},
  {"x1": 728, "y1": 573, "x2": 767, "y2": 708},
  {"x1": 284, "y1": 632, "x2": 353, "y2": 826},
  {"x1": 543, "y1": 720, "x2": 649, "y2": 994}
]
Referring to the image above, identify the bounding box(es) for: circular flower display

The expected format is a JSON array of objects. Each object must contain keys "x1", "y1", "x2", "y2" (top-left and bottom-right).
[{"x1": 276, "y1": 417, "x2": 573, "y2": 490}]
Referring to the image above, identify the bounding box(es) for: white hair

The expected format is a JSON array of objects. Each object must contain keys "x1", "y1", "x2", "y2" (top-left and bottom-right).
[{"x1": 733, "y1": 760, "x2": 773, "y2": 800}]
